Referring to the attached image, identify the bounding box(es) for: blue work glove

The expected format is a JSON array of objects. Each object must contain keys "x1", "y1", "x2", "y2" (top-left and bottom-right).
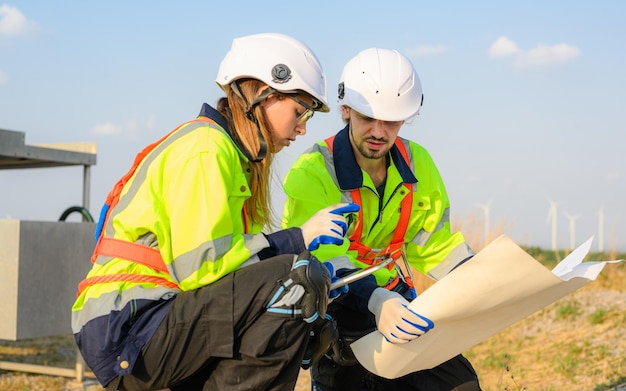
[
  {"x1": 323, "y1": 261, "x2": 349, "y2": 302},
  {"x1": 367, "y1": 288, "x2": 434, "y2": 344},
  {"x1": 301, "y1": 203, "x2": 360, "y2": 251}
]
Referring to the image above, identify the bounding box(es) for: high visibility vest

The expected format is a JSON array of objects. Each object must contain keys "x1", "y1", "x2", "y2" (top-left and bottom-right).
[
  {"x1": 77, "y1": 116, "x2": 252, "y2": 296},
  {"x1": 324, "y1": 135, "x2": 414, "y2": 291}
]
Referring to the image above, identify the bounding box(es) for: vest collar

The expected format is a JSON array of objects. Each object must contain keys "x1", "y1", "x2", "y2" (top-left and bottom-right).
[
  {"x1": 332, "y1": 125, "x2": 418, "y2": 190},
  {"x1": 198, "y1": 103, "x2": 230, "y2": 133}
]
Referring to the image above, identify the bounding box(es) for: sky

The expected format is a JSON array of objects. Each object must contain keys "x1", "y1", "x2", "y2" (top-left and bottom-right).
[{"x1": 1, "y1": 1, "x2": 625, "y2": 253}]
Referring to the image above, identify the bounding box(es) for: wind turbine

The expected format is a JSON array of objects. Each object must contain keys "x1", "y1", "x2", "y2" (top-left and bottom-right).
[
  {"x1": 475, "y1": 199, "x2": 492, "y2": 247},
  {"x1": 597, "y1": 207, "x2": 604, "y2": 253},
  {"x1": 563, "y1": 211, "x2": 582, "y2": 250},
  {"x1": 546, "y1": 199, "x2": 558, "y2": 251}
]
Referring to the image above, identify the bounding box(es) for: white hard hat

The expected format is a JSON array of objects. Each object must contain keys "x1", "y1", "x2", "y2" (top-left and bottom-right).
[
  {"x1": 338, "y1": 48, "x2": 423, "y2": 121},
  {"x1": 216, "y1": 32, "x2": 329, "y2": 112}
]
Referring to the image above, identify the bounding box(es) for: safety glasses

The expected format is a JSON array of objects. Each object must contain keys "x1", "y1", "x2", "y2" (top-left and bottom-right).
[
  {"x1": 284, "y1": 94, "x2": 315, "y2": 124},
  {"x1": 248, "y1": 87, "x2": 316, "y2": 125}
]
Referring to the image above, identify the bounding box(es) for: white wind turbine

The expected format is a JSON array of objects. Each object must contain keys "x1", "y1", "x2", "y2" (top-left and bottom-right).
[
  {"x1": 597, "y1": 207, "x2": 604, "y2": 253},
  {"x1": 546, "y1": 199, "x2": 558, "y2": 251},
  {"x1": 563, "y1": 211, "x2": 582, "y2": 250}
]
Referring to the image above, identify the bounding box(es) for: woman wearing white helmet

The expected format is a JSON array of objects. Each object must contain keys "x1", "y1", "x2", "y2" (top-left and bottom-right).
[
  {"x1": 72, "y1": 32, "x2": 359, "y2": 391},
  {"x1": 283, "y1": 48, "x2": 482, "y2": 390}
]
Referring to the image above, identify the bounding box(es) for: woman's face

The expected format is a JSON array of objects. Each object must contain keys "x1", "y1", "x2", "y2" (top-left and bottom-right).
[{"x1": 261, "y1": 91, "x2": 315, "y2": 152}]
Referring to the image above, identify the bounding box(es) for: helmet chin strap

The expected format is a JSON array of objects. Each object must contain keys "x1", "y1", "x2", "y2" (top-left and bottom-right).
[{"x1": 230, "y1": 81, "x2": 268, "y2": 162}]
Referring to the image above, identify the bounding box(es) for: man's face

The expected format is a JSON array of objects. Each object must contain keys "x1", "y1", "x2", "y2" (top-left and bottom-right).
[{"x1": 342, "y1": 106, "x2": 404, "y2": 160}]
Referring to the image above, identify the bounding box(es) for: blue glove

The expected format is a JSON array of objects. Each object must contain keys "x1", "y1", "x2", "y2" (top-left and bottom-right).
[
  {"x1": 328, "y1": 202, "x2": 361, "y2": 236},
  {"x1": 323, "y1": 261, "x2": 349, "y2": 302},
  {"x1": 367, "y1": 288, "x2": 434, "y2": 344},
  {"x1": 301, "y1": 203, "x2": 360, "y2": 251}
]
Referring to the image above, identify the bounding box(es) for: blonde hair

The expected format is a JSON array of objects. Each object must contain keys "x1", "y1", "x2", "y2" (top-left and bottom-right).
[{"x1": 217, "y1": 79, "x2": 276, "y2": 228}]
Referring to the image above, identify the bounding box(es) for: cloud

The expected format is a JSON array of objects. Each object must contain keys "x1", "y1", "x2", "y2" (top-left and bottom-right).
[
  {"x1": 489, "y1": 36, "x2": 580, "y2": 69},
  {"x1": 406, "y1": 44, "x2": 447, "y2": 57},
  {"x1": 489, "y1": 36, "x2": 521, "y2": 58},
  {"x1": 0, "y1": 68, "x2": 7, "y2": 84},
  {"x1": 0, "y1": 4, "x2": 40, "y2": 36},
  {"x1": 514, "y1": 43, "x2": 581, "y2": 69},
  {"x1": 90, "y1": 122, "x2": 122, "y2": 135}
]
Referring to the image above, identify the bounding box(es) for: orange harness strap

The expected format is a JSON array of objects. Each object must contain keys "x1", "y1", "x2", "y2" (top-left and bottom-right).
[
  {"x1": 95, "y1": 237, "x2": 169, "y2": 274},
  {"x1": 324, "y1": 135, "x2": 414, "y2": 290},
  {"x1": 346, "y1": 186, "x2": 411, "y2": 264}
]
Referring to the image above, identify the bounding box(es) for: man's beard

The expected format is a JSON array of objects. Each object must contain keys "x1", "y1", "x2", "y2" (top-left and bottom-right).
[{"x1": 355, "y1": 137, "x2": 389, "y2": 160}]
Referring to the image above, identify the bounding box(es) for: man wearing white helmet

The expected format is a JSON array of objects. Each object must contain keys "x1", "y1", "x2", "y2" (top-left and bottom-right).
[
  {"x1": 283, "y1": 48, "x2": 482, "y2": 390},
  {"x1": 71, "y1": 32, "x2": 359, "y2": 391}
]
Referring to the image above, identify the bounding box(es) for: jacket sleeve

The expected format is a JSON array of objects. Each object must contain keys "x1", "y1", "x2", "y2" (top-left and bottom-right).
[
  {"x1": 258, "y1": 228, "x2": 306, "y2": 259},
  {"x1": 404, "y1": 144, "x2": 475, "y2": 281}
]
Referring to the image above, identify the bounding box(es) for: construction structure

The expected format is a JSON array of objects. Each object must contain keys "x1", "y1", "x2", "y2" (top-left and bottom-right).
[{"x1": 0, "y1": 128, "x2": 97, "y2": 382}]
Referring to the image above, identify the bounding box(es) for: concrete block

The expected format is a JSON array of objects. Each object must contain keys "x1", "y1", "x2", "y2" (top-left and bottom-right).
[{"x1": 0, "y1": 220, "x2": 95, "y2": 340}]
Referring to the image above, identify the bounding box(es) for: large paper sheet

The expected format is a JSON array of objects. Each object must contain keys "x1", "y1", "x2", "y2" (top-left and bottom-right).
[{"x1": 351, "y1": 235, "x2": 623, "y2": 379}]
